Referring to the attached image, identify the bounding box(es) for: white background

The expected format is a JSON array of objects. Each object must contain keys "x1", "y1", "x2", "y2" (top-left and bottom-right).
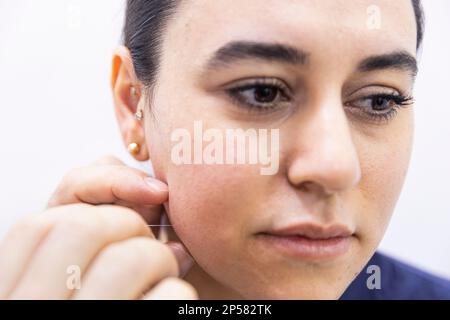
[{"x1": 0, "y1": 1, "x2": 449, "y2": 278}]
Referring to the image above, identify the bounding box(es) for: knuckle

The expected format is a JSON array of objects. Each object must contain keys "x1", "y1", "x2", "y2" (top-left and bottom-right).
[
  {"x1": 130, "y1": 237, "x2": 177, "y2": 267},
  {"x1": 13, "y1": 212, "x2": 41, "y2": 228},
  {"x1": 141, "y1": 239, "x2": 178, "y2": 268},
  {"x1": 97, "y1": 203, "x2": 138, "y2": 217},
  {"x1": 101, "y1": 237, "x2": 177, "y2": 277},
  {"x1": 47, "y1": 167, "x2": 84, "y2": 205},
  {"x1": 141, "y1": 238, "x2": 176, "y2": 261},
  {"x1": 45, "y1": 204, "x2": 151, "y2": 240},
  {"x1": 53, "y1": 214, "x2": 104, "y2": 241},
  {"x1": 96, "y1": 204, "x2": 150, "y2": 235},
  {"x1": 100, "y1": 241, "x2": 132, "y2": 262},
  {"x1": 7, "y1": 213, "x2": 51, "y2": 239},
  {"x1": 60, "y1": 167, "x2": 83, "y2": 190},
  {"x1": 96, "y1": 238, "x2": 149, "y2": 277},
  {"x1": 112, "y1": 165, "x2": 147, "y2": 183}
]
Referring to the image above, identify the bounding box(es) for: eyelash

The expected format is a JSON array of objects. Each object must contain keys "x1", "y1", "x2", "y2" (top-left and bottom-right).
[
  {"x1": 225, "y1": 78, "x2": 291, "y2": 114},
  {"x1": 225, "y1": 79, "x2": 414, "y2": 123},
  {"x1": 345, "y1": 93, "x2": 414, "y2": 123}
]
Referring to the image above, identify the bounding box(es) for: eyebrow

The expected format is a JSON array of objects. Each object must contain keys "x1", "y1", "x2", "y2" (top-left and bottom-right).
[
  {"x1": 205, "y1": 41, "x2": 310, "y2": 69},
  {"x1": 203, "y1": 41, "x2": 417, "y2": 78},
  {"x1": 357, "y1": 51, "x2": 418, "y2": 77}
]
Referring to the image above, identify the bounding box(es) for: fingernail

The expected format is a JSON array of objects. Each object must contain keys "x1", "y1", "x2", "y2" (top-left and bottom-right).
[
  {"x1": 167, "y1": 242, "x2": 195, "y2": 278},
  {"x1": 144, "y1": 177, "x2": 168, "y2": 192}
]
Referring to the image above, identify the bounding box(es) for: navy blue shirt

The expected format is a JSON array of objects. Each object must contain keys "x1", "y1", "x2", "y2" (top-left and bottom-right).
[{"x1": 340, "y1": 252, "x2": 450, "y2": 300}]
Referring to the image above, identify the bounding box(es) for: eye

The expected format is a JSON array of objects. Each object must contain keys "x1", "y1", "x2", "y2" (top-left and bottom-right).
[
  {"x1": 225, "y1": 78, "x2": 291, "y2": 112},
  {"x1": 354, "y1": 95, "x2": 400, "y2": 111},
  {"x1": 251, "y1": 85, "x2": 279, "y2": 103},
  {"x1": 345, "y1": 93, "x2": 414, "y2": 123}
]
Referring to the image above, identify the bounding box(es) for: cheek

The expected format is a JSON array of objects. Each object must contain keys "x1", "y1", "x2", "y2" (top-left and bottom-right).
[
  {"x1": 164, "y1": 164, "x2": 260, "y2": 272},
  {"x1": 145, "y1": 104, "x2": 266, "y2": 272},
  {"x1": 355, "y1": 119, "x2": 414, "y2": 246}
]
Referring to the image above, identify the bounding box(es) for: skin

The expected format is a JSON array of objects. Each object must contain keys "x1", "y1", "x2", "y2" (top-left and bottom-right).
[
  {"x1": 114, "y1": 0, "x2": 417, "y2": 299},
  {"x1": 0, "y1": 0, "x2": 417, "y2": 300},
  {"x1": 0, "y1": 157, "x2": 197, "y2": 299}
]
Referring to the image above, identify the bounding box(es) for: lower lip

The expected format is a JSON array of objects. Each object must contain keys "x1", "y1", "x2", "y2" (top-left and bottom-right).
[{"x1": 256, "y1": 233, "x2": 352, "y2": 261}]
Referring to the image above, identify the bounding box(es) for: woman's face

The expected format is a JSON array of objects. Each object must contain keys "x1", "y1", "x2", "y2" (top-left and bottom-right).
[{"x1": 144, "y1": 0, "x2": 417, "y2": 299}]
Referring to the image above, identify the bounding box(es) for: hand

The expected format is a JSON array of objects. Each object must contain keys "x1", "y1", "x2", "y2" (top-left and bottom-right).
[{"x1": 0, "y1": 156, "x2": 196, "y2": 299}]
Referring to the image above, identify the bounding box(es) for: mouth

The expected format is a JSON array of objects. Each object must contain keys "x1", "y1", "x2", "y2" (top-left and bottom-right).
[{"x1": 256, "y1": 223, "x2": 354, "y2": 261}]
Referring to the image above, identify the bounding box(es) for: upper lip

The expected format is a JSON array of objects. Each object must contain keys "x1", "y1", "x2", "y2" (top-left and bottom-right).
[{"x1": 262, "y1": 223, "x2": 354, "y2": 240}]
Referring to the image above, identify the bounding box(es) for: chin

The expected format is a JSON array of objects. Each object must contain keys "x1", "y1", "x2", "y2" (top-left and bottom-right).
[
  {"x1": 244, "y1": 283, "x2": 346, "y2": 300},
  {"x1": 221, "y1": 267, "x2": 352, "y2": 300}
]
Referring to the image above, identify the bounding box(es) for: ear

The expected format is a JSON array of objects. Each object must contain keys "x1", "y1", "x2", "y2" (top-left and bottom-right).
[{"x1": 111, "y1": 46, "x2": 149, "y2": 161}]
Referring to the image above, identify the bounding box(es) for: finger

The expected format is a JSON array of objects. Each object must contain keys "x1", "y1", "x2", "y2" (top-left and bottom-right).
[
  {"x1": 0, "y1": 213, "x2": 52, "y2": 299},
  {"x1": 73, "y1": 237, "x2": 178, "y2": 300},
  {"x1": 87, "y1": 156, "x2": 160, "y2": 217},
  {"x1": 166, "y1": 241, "x2": 194, "y2": 278},
  {"x1": 142, "y1": 277, "x2": 198, "y2": 300},
  {"x1": 114, "y1": 201, "x2": 164, "y2": 226},
  {"x1": 8, "y1": 204, "x2": 152, "y2": 299},
  {"x1": 46, "y1": 165, "x2": 168, "y2": 210}
]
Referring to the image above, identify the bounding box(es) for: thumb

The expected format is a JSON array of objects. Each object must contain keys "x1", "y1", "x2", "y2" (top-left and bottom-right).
[{"x1": 166, "y1": 241, "x2": 194, "y2": 278}]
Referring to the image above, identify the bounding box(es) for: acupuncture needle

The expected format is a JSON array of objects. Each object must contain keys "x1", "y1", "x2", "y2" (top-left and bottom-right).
[{"x1": 149, "y1": 213, "x2": 173, "y2": 243}]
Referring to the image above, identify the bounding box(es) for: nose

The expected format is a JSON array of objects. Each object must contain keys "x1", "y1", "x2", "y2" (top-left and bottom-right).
[{"x1": 287, "y1": 98, "x2": 361, "y2": 196}]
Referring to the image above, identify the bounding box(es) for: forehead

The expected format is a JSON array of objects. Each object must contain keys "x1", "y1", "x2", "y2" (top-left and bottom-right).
[{"x1": 161, "y1": 0, "x2": 417, "y2": 69}]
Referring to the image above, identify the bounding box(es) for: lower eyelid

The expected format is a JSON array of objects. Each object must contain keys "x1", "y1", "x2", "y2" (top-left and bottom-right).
[{"x1": 344, "y1": 104, "x2": 401, "y2": 124}]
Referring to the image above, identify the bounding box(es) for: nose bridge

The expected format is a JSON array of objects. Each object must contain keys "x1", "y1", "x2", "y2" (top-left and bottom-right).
[{"x1": 287, "y1": 97, "x2": 362, "y2": 194}]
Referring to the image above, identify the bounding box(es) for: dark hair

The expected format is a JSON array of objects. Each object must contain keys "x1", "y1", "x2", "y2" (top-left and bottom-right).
[
  {"x1": 124, "y1": 0, "x2": 425, "y2": 87},
  {"x1": 412, "y1": 0, "x2": 425, "y2": 51}
]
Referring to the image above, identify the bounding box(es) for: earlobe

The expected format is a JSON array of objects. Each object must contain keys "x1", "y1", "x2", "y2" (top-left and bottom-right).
[{"x1": 111, "y1": 46, "x2": 150, "y2": 162}]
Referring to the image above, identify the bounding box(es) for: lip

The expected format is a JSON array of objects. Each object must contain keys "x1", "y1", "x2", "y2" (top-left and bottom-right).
[{"x1": 256, "y1": 223, "x2": 354, "y2": 261}]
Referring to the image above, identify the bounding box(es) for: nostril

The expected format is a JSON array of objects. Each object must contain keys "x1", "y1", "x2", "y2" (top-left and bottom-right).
[
  {"x1": 298, "y1": 181, "x2": 313, "y2": 192},
  {"x1": 298, "y1": 181, "x2": 321, "y2": 193},
  {"x1": 297, "y1": 181, "x2": 336, "y2": 198}
]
